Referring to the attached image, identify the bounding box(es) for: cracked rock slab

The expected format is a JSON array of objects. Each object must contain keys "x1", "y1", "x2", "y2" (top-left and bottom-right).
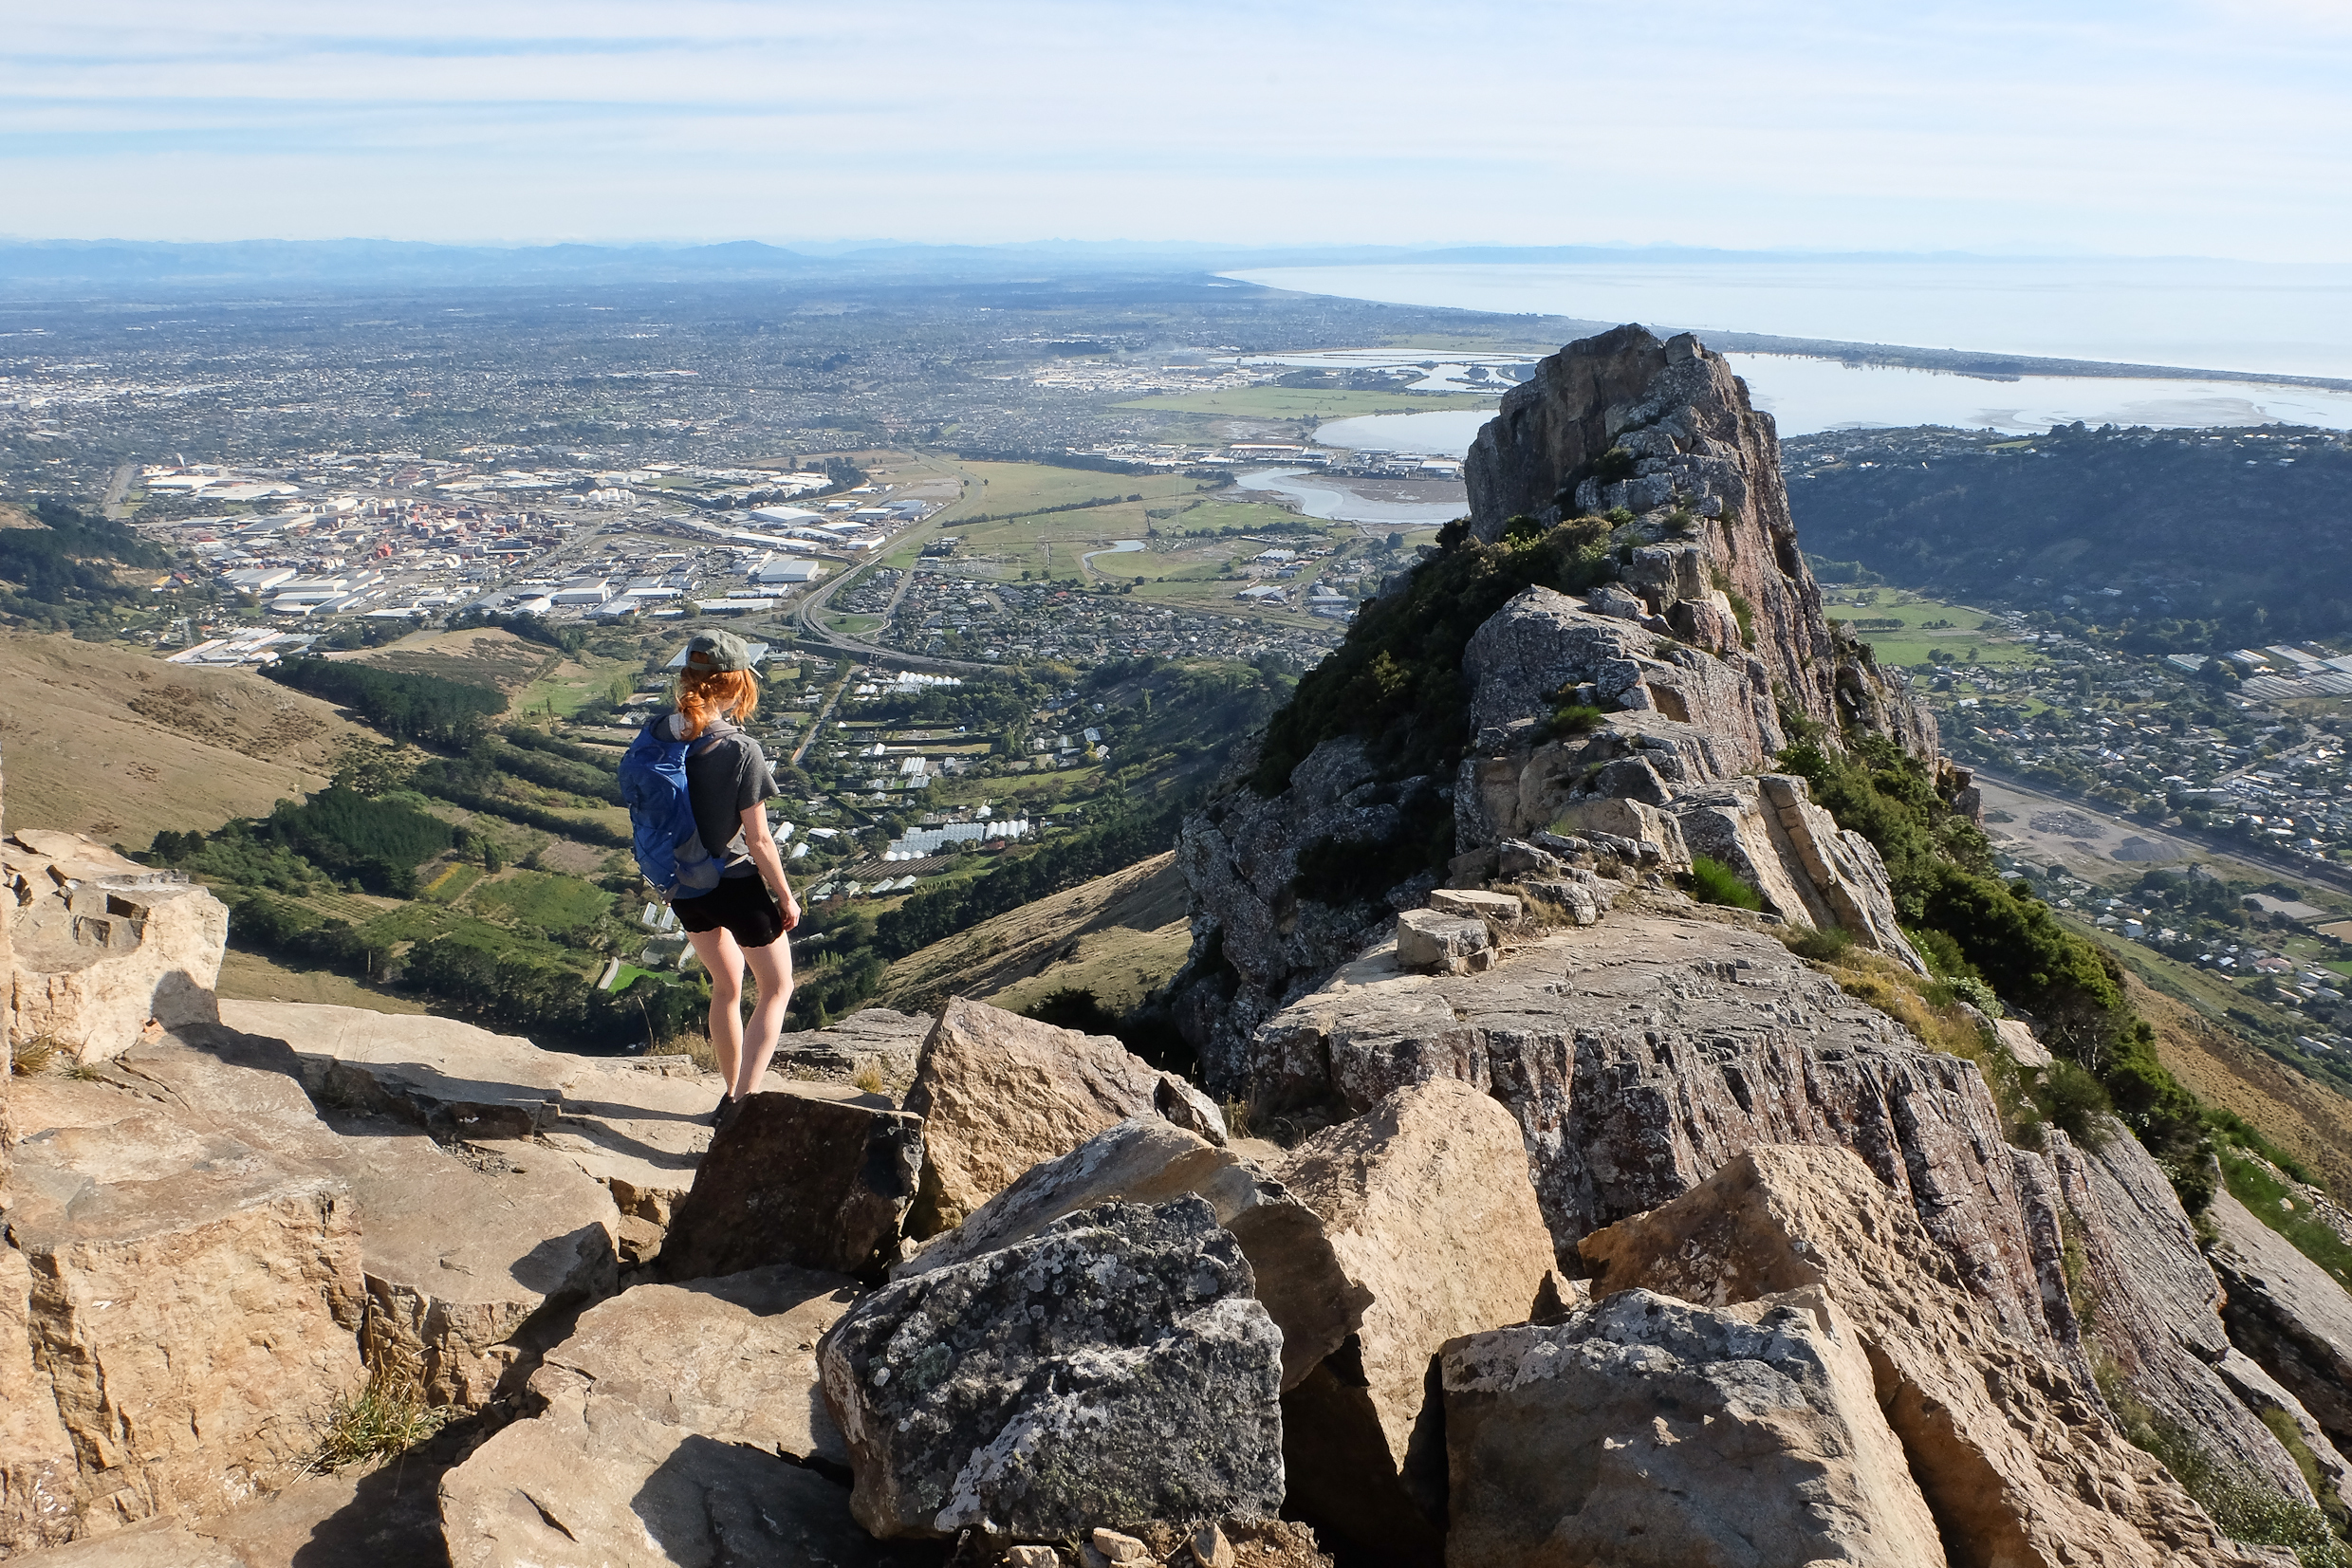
[
  {"x1": 531, "y1": 1264, "x2": 861, "y2": 1468},
  {"x1": 438, "y1": 1377, "x2": 932, "y2": 1568}
]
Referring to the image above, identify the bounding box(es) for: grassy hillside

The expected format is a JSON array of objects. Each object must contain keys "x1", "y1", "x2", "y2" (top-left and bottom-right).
[
  {"x1": 2123, "y1": 966, "x2": 2352, "y2": 1197},
  {"x1": 0, "y1": 630, "x2": 376, "y2": 845},
  {"x1": 878, "y1": 849, "x2": 1189, "y2": 1018}
]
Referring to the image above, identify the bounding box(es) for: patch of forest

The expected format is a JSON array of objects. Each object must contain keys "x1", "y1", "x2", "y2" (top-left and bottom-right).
[{"x1": 1785, "y1": 423, "x2": 2352, "y2": 647}]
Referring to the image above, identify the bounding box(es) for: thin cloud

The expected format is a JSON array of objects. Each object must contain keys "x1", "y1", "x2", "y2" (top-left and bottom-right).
[{"x1": 1, "y1": 0, "x2": 2345, "y2": 257}]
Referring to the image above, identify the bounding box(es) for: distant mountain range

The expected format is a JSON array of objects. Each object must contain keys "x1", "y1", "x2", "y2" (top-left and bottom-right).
[{"x1": 0, "y1": 238, "x2": 2074, "y2": 294}]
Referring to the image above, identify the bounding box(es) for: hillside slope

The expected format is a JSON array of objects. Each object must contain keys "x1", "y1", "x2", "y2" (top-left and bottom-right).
[
  {"x1": 1784, "y1": 423, "x2": 2352, "y2": 644},
  {"x1": 0, "y1": 631, "x2": 376, "y2": 846},
  {"x1": 876, "y1": 849, "x2": 1189, "y2": 1019}
]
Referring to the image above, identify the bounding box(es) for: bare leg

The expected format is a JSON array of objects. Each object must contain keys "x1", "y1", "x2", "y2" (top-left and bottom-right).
[
  {"x1": 686, "y1": 927, "x2": 748, "y2": 1090},
  {"x1": 734, "y1": 937, "x2": 796, "y2": 1099}
]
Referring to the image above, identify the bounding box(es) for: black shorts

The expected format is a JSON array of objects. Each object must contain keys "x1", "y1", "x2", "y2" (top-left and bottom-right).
[{"x1": 672, "y1": 876, "x2": 787, "y2": 949}]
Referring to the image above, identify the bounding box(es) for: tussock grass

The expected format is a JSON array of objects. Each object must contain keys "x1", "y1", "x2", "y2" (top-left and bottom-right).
[
  {"x1": 9, "y1": 1032, "x2": 65, "y2": 1076},
  {"x1": 2094, "y1": 1356, "x2": 2352, "y2": 1568},
  {"x1": 310, "y1": 1366, "x2": 448, "y2": 1472},
  {"x1": 1684, "y1": 856, "x2": 1763, "y2": 912}
]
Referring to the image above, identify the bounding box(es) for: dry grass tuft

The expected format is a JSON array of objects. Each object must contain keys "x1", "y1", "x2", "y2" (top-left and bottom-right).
[
  {"x1": 9, "y1": 1032, "x2": 65, "y2": 1076},
  {"x1": 648, "y1": 1031, "x2": 717, "y2": 1073},
  {"x1": 310, "y1": 1366, "x2": 449, "y2": 1472},
  {"x1": 853, "y1": 1061, "x2": 888, "y2": 1096}
]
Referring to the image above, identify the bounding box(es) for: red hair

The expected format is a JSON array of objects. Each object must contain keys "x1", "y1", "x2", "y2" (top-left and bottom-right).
[{"x1": 676, "y1": 668, "x2": 759, "y2": 738}]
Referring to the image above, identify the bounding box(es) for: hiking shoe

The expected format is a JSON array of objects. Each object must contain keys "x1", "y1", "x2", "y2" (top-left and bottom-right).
[{"x1": 710, "y1": 1094, "x2": 733, "y2": 1128}]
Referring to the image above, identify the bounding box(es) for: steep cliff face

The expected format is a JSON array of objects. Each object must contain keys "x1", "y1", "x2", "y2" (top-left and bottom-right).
[
  {"x1": 1171, "y1": 328, "x2": 1938, "y2": 1074},
  {"x1": 1463, "y1": 323, "x2": 1931, "y2": 752}
]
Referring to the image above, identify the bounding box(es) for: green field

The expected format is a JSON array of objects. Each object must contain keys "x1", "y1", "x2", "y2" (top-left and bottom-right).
[
  {"x1": 464, "y1": 868, "x2": 616, "y2": 931},
  {"x1": 1113, "y1": 388, "x2": 1497, "y2": 418},
  {"x1": 1823, "y1": 589, "x2": 2042, "y2": 669},
  {"x1": 514, "y1": 649, "x2": 650, "y2": 718},
  {"x1": 419, "y1": 862, "x2": 485, "y2": 905},
  {"x1": 957, "y1": 461, "x2": 1209, "y2": 518}
]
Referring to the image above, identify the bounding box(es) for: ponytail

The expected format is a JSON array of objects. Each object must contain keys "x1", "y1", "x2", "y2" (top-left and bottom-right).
[{"x1": 676, "y1": 668, "x2": 759, "y2": 739}]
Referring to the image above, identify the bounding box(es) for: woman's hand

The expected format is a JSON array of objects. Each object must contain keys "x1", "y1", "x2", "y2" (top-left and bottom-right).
[{"x1": 773, "y1": 886, "x2": 801, "y2": 932}]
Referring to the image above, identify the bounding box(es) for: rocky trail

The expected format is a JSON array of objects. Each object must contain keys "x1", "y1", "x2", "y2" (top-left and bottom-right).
[{"x1": 6, "y1": 327, "x2": 2351, "y2": 1567}]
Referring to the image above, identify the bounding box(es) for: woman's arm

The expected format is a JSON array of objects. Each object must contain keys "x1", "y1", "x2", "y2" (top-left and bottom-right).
[{"x1": 738, "y1": 803, "x2": 800, "y2": 931}]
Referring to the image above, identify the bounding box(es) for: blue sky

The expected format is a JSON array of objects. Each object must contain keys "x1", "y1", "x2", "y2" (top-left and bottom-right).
[{"x1": 4, "y1": 0, "x2": 2347, "y2": 259}]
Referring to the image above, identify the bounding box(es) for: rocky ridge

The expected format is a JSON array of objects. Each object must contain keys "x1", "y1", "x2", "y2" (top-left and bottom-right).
[{"x1": 1170, "y1": 326, "x2": 1947, "y2": 1080}]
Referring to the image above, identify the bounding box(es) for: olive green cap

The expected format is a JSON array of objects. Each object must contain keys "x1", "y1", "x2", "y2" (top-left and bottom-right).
[{"x1": 682, "y1": 629, "x2": 754, "y2": 672}]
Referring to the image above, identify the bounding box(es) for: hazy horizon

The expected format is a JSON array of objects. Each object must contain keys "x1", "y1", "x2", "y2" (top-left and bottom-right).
[{"x1": 9, "y1": 2, "x2": 2349, "y2": 262}]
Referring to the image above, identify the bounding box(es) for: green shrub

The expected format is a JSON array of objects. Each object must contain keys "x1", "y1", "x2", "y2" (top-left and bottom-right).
[
  {"x1": 1685, "y1": 856, "x2": 1764, "y2": 912},
  {"x1": 2036, "y1": 1061, "x2": 2115, "y2": 1147},
  {"x1": 1550, "y1": 703, "x2": 1606, "y2": 738},
  {"x1": 1251, "y1": 517, "x2": 1616, "y2": 791},
  {"x1": 1785, "y1": 925, "x2": 1854, "y2": 962}
]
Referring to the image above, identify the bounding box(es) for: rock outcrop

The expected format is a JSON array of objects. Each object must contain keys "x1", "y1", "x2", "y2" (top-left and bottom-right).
[
  {"x1": 2, "y1": 1053, "x2": 367, "y2": 1543},
  {"x1": 900, "y1": 996, "x2": 1211, "y2": 1237},
  {"x1": 1580, "y1": 1146, "x2": 2267, "y2": 1568},
  {"x1": 2209, "y1": 1188, "x2": 2352, "y2": 1456},
  {"x1": 1462, "y1": 324, "x2": 1931, "y2": 754},
  {"x1": 655, "y1": 1080, "x2": 923, "y2": 1283},
  {"x1": 1268, "y1": 1079, "x2": 1558, "y2": 1562},
  {"x1": 820, "y1": 1198, "x2": 1286, "y2": 1543},
  {"x1": 1444, "y1": 1286, "x2": 1948, "y2": 1568},
  {"x1": 772, "y1": 1005, "x2": 934, "y2": 1096},
  {"x1": 5, "y1": 831, "x2": 227, "y2": 1064},
  {"x1": 1243, "y1": 913, "x2": 2068, "y2": 1351},
  {"x1": 1171, "y1": 326, "x2": 1941, "y2": 1078}
]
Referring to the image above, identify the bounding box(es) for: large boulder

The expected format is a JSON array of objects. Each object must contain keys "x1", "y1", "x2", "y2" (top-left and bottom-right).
[
  {"x1": 2208, "y1": 1187, "x2": 2352, "y2": 1456},
  {"x1": 901, "y1": 996, "x2": 1199, "y2": 1237},
  {"x1": 819, "y1": 1198, "x2": 1286, "y2": 1543},
  {"x1": 893, "y1": 1117, "x2": 1359, "y2": 1399},
  {"x1": 1580, "y1": 1146, "x2": 2267, "y2": 1568},
  {"x1": 1444, "y1": 1287, "x2": 1947, "y2": 1568},
  {"x1": 1, "y1": 1067, "x2": 366, "y2": 1546},
  {"x1": 5, "y1": 831, "x2": 226, "y2": 1064},
  {"x1": 1269, "y1": 1079, "x2": 1557, "y2": 1561},
  {"x1": 656, "y1": 1080, "x2": 922, "y2": 1283}
]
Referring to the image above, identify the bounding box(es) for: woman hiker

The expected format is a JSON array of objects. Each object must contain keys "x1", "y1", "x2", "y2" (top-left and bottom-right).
[{"x1": 664, "y1": 630, "x2": 801, "y2": 1125}]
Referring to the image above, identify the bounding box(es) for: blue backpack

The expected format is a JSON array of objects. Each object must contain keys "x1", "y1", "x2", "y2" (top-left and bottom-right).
[{"x1": 619, "y1": 717, "x2": 727, "y2": 902}]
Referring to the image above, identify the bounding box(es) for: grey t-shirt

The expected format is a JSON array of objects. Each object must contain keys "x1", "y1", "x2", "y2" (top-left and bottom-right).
[{"x1": 663, "y1": 711, "x2": 780, "y2": 877}]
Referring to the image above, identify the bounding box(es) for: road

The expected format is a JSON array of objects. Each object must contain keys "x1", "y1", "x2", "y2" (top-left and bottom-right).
[
  {"x1": 787, "y1": 455, "x2": 999, "y2": 675},
  {"x1": 788, "y1": 664, "x2": 851, "y2": 768},
  {"x1": 101, "y1": 464, "x2": 135, "y2": 519},
  {"x1": 1969, "y1": 765, "x2": 2352, "y2": 898}
]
